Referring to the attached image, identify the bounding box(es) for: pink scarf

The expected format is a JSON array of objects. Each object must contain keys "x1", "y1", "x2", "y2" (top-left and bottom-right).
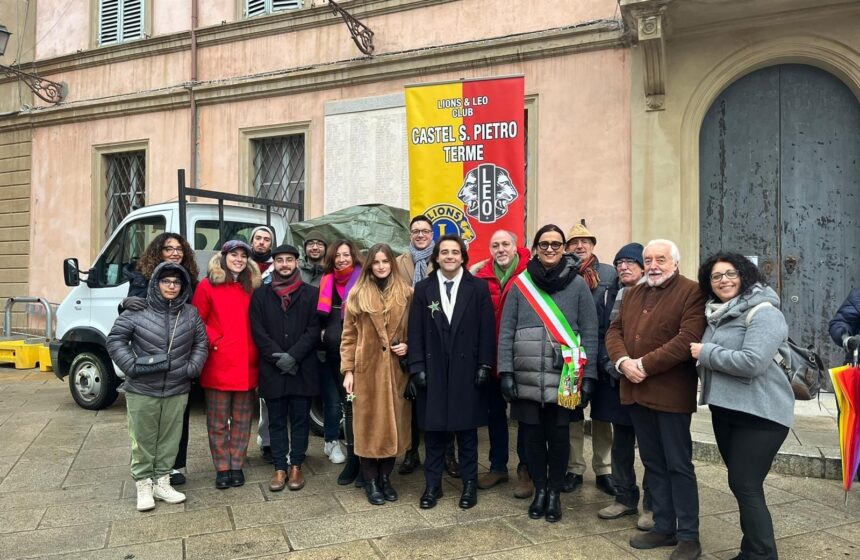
[{"x1": 317, "y1": 265, "x2": 361, "y2": 317}]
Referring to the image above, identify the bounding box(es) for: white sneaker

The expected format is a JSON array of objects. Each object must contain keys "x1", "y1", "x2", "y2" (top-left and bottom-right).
[
  {"x1": 324, "y1": 440, "x2": 336, "y2": 457},
  {"x1": 136, "y1": 478, "x2": 155, "y2": 511},
  {"x1": 152, "y1": 474, "x2": 186, "y2": 504},
  {"x1": 328, "y1": 441, "x2": 346, "y2": 464}
]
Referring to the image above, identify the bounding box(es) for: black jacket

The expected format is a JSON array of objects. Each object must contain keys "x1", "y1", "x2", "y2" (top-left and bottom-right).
[
  {"x1": 830, "y1": 288, "x2": 860, "y2": 360},
  {"x1": 106, "y1": 263, "x2": 209, "y2": 397},
  {"x1": 407, "y1": 270, "x2": 496, "y2": 431},
  {"x1": 249, "y1": 279, "x2": 322, "y2": 399}
]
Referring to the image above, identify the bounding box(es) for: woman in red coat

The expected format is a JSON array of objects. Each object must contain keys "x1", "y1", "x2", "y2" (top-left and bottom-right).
[{"x1": 192, "y1": 240, "x2": 262, "y2": 489}]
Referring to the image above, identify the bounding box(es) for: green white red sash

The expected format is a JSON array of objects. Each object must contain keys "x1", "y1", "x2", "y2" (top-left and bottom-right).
[{"x1": 513, "y1": 270, "x2": 587, "y2": 409}]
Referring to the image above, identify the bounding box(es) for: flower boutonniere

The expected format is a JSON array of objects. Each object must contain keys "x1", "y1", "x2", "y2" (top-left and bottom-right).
[{"x1": 428, "y1": 300, "x2": 441, "y2": 318}]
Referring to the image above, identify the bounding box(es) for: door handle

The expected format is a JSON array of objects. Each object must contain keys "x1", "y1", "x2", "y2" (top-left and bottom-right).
[{"x1": 784, "y1": 255, "x2": 798, "y2": 275}]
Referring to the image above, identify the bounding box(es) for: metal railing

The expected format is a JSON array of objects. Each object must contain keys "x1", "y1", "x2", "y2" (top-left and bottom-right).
[{"x1": 3, "y1": 297, "x2": 54, "y2": 341}]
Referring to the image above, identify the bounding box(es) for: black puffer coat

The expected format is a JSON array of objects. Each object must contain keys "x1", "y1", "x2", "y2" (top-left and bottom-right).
[{"x1": 107, "y1": 262, "x2": 209, "y2": 397}]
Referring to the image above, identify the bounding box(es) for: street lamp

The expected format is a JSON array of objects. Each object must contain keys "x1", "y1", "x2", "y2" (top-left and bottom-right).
[{"x1": 0, "y1": 24, "x2": 67, "y2": 104}]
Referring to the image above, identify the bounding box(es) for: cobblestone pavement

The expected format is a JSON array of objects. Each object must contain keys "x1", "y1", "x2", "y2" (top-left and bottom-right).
[{"x1": 1, "y1": 367, "x2": 858, "y2": 560}]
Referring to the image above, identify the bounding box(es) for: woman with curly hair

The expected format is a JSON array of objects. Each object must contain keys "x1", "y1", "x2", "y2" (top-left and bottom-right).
[
  {"x1": 317, "y1": 239, "x2": 364, "y2": 484},
  {"x1": 690, "y1": 252, "x2": 793, "y2": 560},
  {"x1": 340, "y1": 243, "x2": 412, "y2": 504},
  {"x1": 122, "y1": 232, "x2": 200, "y2": 486},
  {"x1": 192, "y1": 240, "x2": 262, "y2": 489}
]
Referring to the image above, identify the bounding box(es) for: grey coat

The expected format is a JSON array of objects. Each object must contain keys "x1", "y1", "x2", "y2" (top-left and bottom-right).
[
  {"x1": 697, "y1": 284, "x2": 794, "y2": 428},
  {"x1": 498, "y1": 260, "x2": 599, "y2": 408},
  {"x1": 107, "y1": 262, "x2": 209, "y2": 398}
]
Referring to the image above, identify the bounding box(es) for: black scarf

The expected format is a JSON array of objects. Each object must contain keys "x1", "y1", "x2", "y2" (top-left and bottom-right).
[
  {"x1": 527, "y1": 254, "x2": 579, "y2": 294},
  {"x1": 252, "y1": 250, "x2": 271, "y2": 264}
]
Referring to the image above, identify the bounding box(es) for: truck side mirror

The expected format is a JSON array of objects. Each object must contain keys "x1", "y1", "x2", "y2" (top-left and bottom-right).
[{"x1": 63, "y1": 258, "x2": 80, "y2": 286}]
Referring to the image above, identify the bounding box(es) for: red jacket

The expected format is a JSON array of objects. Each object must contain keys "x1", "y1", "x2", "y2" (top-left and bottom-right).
[
  {"x1": 474, "y1": 246, "x2": 531, "y2": 377},
  {"x1": 192, "y1": 277, "x2": 259, "y2": 391}
]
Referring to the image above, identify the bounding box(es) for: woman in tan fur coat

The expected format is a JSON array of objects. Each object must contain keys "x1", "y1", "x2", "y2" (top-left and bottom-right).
[{"x1": 341, "y1": 243, "x2": 413, "y2": 505}]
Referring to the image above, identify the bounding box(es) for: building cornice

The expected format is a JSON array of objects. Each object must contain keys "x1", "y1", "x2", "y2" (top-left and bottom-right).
[
  {"x1": 0, "y1": 21, "x2": 625, "y2": 131},
  {"x1": 1, "y1": 0, "x2": 459, "y2": 81}
]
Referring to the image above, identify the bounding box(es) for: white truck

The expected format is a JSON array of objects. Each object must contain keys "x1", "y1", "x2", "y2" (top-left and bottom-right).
[{"x1": 50, "y1": 174, "x2": 294, "y2": 411}]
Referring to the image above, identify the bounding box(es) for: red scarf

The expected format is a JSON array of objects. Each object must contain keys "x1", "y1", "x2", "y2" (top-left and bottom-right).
[
  {"x1": 271, "y1": 270, "x2": 303, "y2": 311},
  {"x1": 579, "y1": 254, "x2": 600, "y2": 291}
]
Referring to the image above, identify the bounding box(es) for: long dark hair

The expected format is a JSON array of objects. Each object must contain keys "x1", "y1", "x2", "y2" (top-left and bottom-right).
[
  {"x1": 431, "y1": 234, "x2": 469, "y2": 269},
  {"x1": 137, "y1": 232, "x2": 198, "y2": 281},
  {"x1": 322, "y1": 239, "x2": 364, "y2": 274},
  {"x1": 697, "y1": 251, "x2": 767, "y2": 300},
  {"x1": 531, "y1": 224, "x2": 566, "y2": 252}
]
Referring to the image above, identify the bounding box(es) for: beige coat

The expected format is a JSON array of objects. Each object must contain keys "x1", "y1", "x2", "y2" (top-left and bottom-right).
[
  {"x1": 340, "y1": 288, "x2": 413, "y2": 458},
  {"x1": 396, "y1": 252, "x2": 433, "y2": 286}
]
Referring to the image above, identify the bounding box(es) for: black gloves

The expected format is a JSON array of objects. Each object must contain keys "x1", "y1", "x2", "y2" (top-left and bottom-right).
[
  {"x1": 121, "y1": 297, "x2": 146, "y2": 312},
  {"x1": 580, "y1": 377, "x2": 595, "y2": 408},
  {"x1": 500, "y1": 372, "x2": 517, "y2": 401},
  {"x1": 404, "y1": 371, "x2": 427, "y2": 401},
  {"x1": 475, "y1": 365, "x2": 491, "y2": 388},
  {"x1": 844, "y1": 334, "x2": 860, "y2": 352},
  {"x1": 273, "y1": 353, "x2": 298, "y2": 375}
]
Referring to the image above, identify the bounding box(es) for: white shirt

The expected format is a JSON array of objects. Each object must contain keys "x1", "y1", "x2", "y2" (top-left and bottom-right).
[{"x1": 437, "y1": 267, "x2": 464, "y2": 323}]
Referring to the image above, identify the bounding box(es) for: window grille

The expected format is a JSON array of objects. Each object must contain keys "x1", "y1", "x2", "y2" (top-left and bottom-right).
[
  {"x1": 246, "y1": 0, "x2": 303, "y2": 18},
  {"x1": 251, "y1": 135, "x2": 305, "y2": 222},
  {"x1": 98, "y1": 0, "x2": 145, "y2": 46},
  {"x1": 104, "y1": 151, "x2": 146, "y2": 238}
]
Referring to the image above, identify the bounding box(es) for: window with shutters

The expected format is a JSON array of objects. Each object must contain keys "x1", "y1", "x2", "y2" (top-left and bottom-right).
[
  {"x1": 97, "y1": 0, "x2": 147, "y2": 46},
  {"x1": 245, "y1": 0, "x2": 304, "y2": 18}
]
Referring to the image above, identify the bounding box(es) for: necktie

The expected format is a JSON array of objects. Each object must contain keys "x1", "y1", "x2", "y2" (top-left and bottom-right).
[{"x1": 445, "y1": 280, "x2": 453, "y2": 301}]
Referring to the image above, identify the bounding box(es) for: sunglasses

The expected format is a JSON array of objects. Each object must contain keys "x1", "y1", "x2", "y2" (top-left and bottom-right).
[{"x1": 537, "y1": 241, "x2": 563, "y2": 251}]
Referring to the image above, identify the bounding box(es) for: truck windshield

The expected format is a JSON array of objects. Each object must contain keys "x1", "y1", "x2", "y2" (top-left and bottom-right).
[
  {"x1": 193, "y1": 220, "x2": 270, "y2": 250},
  {"x1": 98, "y1": 216, "x2": 167, "y2": 286}
]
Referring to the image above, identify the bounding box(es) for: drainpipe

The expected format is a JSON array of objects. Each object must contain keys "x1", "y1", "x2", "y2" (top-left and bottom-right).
[{"x1": 189, "y1": 0, "x2": 199, "y2": 191}]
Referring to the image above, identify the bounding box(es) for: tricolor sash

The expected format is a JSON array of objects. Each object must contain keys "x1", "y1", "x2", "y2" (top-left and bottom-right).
[{"x1": 513, "y1": 270, "x2": 587, "y2": 409}]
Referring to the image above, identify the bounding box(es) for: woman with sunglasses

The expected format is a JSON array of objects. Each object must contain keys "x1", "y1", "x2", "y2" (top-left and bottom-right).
[
  {"x1": 690, "y1": 253, "x2": 793, "y2": 560},
  {"x1": 498, "y1": 224, "x2": 598, "y2": 522},
  {"x1": 107, "y1": 262, "x2": 208, "y2": 511},
  {"x1": 121, "y1": 232, "x2": 200, "y2": 486}
]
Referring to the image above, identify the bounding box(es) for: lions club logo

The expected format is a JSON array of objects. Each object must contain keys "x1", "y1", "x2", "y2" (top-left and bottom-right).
[
  {"x1": 457, "y1": 163, "x2": 518, "y2": 223},
  {"x1": 424, "y1": 204, "x2": 476, "y2": 243}
]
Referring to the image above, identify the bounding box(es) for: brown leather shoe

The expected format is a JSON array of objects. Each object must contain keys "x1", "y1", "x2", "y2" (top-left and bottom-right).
[
  {"x1": 287, "y1": 465, "x2": 305, "y2": 491},
  {"x1": 513, "y1": 464, "x2": 533, "y2": 499},
  {"x1": 477, "y1": 471, "x2": 509, "y2": 489},
  {"x1": 269, "y1": 470, "x2": 287, "y2": 492}
]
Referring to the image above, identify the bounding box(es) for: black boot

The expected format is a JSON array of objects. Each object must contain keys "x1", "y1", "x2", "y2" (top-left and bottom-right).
[
  {"x1": 380, "y1": 475, "x2": 398, "y2": 502},
  {"x1": 528, "y1": 487, "x2": 548, "y2": 519},
  {"x1": 399, "y1": 448, "x2": 420, "y2": 475},
  {"x1": 337, "y1": 400, "x2": 360, "y2": 485},
  {"x1": 545, "y1": 490, "x2": 562, "y2": 522},
  {"x1": 364, "y1": 478, "x2": 385, "y2": 505}
]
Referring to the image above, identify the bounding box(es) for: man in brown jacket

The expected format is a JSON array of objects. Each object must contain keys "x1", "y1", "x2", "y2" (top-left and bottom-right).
[{"x1": 605, "y1": 239, "x2": 706, "y2": 560}]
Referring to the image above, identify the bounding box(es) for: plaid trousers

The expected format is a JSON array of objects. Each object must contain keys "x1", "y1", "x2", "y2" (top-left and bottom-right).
[{"x1": 205, "y1": 389, "x2": 256, "y2": 471}]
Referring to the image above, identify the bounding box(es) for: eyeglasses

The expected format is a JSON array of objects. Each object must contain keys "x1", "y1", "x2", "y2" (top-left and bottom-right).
[
  {"x1": 537, "y1": 241, "x2": 564, "y2": 251},
  {"x1": 159, "y1": 279, "x2": 182, "y2": 287},
  {"x1": 306, "y1": 241, "x2": 325, "y2": 247},
  {"x1": 615, "y1": 258, "x2": 639, "y2": 268},
  {"x1": 162, "y1": 246, "x2": 184, "y2": 254},
  {"x1": 710, "y1": 269, "x2": 740, "y2": 282},
  {"x1": 410, "y1": 229, "x2": 432, "y2": 236}
]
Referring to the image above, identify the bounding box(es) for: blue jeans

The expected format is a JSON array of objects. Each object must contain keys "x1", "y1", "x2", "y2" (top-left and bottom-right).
[
  {"x1": 265, "y1": 395, "x2": 311, "y2": 471},
  {"x1": 319, "y1": 357, "x2": 344, "y2": 442},
  {"x1": 487, "y1": 377, "x2": 526, "y2": 473}
]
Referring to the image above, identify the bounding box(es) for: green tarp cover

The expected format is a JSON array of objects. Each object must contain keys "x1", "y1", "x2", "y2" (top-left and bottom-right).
[{"x1": 289, "y1": 204, "x2": 411, "y2": 256}]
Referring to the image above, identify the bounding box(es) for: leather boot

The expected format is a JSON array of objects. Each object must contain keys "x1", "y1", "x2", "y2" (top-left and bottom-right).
[
  {"x1": 337, "y1": 400, "x2": 360, "y2": 485},
  {"x1": 528, "y1": 487, "x2": 548, "y2": 519},
  {"x1": 380, "y1": 475, "x2": 398, "y2": 502},
  {"x1": 545, "y1": 489, "x2": 562, "y2": 522},
  {"x1": 287, "y1": 465, "x2": 305, "y2": 491},
  {"x1": 513, "y1": 464, "x2": 533, "y2": 499},
  {"x1": 364, "y1": 478, "x2": 385, "y2": 505},
  {"x1": 399, "y1": 448, "x2": 421, "y2": 475}
]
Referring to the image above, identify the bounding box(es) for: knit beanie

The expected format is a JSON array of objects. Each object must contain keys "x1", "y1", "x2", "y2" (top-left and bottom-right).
[
  {"x1": 613, "y1": 242, "x2": 644, "y2": 268},
  {"x1": 250, "y1": 225, "x2": 275, "y2": 245},
  {"x1": 303, "y1": 230, "x2": 328, "y2": 251}
]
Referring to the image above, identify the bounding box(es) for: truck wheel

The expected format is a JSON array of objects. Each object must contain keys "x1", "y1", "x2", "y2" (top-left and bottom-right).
[
  {"x1": 69, "y1": 351, "x2": 119, "y2": 410},
  {"x1": 309, "y1": 397, "x2": 325, "y2": 437}
]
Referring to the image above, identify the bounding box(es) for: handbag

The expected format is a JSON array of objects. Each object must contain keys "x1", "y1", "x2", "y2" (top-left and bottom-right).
[
  {"x1": 746, "y1": 302, "x2": 824, "y2": 400},
  {"x1": 134, "y1": 310, "x2": 181, "y2": 376}
]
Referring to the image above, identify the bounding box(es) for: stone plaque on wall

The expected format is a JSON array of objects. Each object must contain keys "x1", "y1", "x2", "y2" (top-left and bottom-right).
[{"x1": 324, "y1": 93, "x2": 409, "y2": 214}]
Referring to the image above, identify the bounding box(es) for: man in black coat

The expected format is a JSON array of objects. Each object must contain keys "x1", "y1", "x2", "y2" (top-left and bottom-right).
[
  {"x1": 250, "y1": 244, "x2": 321, "y2": 493},
  {"x1": 406, "y1": 234, "x2": 496, "y2": 510}
]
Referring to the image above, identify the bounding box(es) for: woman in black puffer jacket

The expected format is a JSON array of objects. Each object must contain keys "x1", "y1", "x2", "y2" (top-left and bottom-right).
[{"x1": 107, "y1": 262, "x2": 208, "y2": 512}]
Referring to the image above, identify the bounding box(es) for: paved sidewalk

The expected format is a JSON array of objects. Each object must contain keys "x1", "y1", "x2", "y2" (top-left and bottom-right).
[{"x1": 1, "y1": 367, "x2": 858, "y2": 560}]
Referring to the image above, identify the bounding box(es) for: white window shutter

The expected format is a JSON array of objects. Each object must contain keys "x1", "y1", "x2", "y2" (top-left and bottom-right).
[
  {"x1": 246, "y1": 0, "x2": 268, "y2": 17},
  {"x1": 272, "y1": 0, "x2": 303, "y2": 11},
  {"x1": 98, "y1": 0, "x2": 120, "y2": 45},
  {"x1": 121, "y1": 0, "x2": 145, "y2": 41}
]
